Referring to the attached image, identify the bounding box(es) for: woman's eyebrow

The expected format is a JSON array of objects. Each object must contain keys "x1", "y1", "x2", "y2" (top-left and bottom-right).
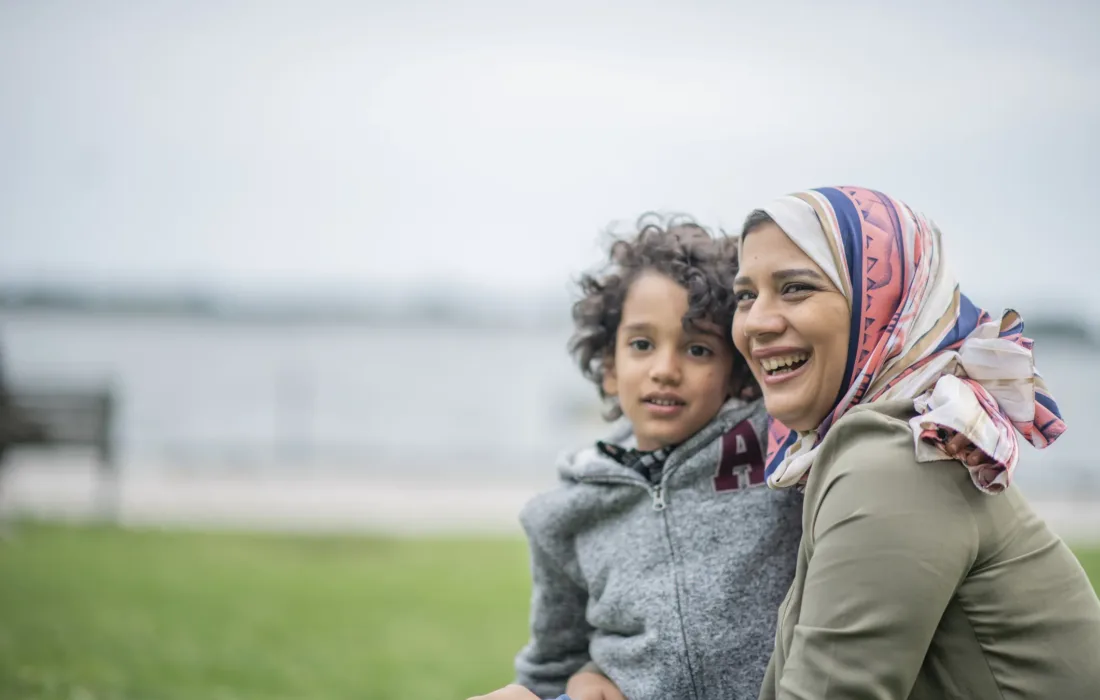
[
  {"x1": 773, "y1": 268, "x2": 826, "y2": 282},
  {"x1": 733, "y1": 268, "x2": 826, "y2": 286}
]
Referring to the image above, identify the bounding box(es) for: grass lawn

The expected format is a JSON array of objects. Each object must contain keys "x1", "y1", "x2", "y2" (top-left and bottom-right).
[
  {"x1": 0, "y1": 523, "x2": 1098, "y2": 700},
  {"x1": 0, "y1": 524, "x2": 531, "y2": 700}
]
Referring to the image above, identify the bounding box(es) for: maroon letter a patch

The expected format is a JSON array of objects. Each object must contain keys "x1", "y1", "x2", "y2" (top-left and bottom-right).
[{"x1": 714, "y1": 419, "x2": 765, "y2": 492}]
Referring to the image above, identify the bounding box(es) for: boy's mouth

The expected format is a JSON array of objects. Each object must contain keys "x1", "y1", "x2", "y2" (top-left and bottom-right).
[{"x1": 643, "y1": 393, "x2": 686, "y2": 407}]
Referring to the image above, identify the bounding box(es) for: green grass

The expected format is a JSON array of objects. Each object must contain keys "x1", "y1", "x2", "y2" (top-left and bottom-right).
[
  {"x1": 0, "y1": 524, "x2": 531, "y2": 700},
  {"x1": 0, "y1": 523, "x2": 1097, "y2": 700}
]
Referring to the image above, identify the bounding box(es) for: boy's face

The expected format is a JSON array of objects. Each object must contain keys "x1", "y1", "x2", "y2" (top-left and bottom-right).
[{"x1": 602, "y1": 271, "x2": 735, "y2": 451}]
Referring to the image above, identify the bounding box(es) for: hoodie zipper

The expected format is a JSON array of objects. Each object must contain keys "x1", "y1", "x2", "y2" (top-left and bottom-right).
[
  {"x1": 575, "y1": 469, "x2": 700, "y2": 699},
  {"x1": 575, "y1": 475, "x2": 667, "y2": 510},
  {"x1": 651, "y1": 485, "x2": 666, "y2": 510},
  {"x1": 654, "y1": 470, "x2": 702, "y2": 700}
]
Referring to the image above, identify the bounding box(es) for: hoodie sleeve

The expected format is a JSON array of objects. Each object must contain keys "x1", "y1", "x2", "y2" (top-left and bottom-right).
[{"x1": 513, "y1": 525, "x2": 594, "y2": 697}]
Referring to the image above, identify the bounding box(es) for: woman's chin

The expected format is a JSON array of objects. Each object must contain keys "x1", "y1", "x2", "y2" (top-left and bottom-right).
[
  {"x1": 763, "y1": 396, "x2": 815, "y2": 432},
  {"x1": 763, "y1": 396, "x2": 792, "y2": 425}
]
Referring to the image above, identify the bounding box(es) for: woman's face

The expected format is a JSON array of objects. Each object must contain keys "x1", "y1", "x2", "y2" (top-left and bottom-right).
[{"x1": 732, "y1": 222, "x2": 851, "y2": 432}]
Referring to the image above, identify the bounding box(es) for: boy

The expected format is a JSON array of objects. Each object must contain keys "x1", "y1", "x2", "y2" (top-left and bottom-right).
[{"x1": 510, "y1": 218, "x2": 802, "y2": 699}]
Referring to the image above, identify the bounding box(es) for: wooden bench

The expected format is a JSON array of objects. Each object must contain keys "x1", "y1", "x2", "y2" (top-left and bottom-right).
[{"x1": 0, "y1": 384, "x2": 118, "y2": 520}]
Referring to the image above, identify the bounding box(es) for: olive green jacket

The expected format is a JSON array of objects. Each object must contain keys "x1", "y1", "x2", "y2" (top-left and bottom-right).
[{"x1": 761, "y1": 400, "x2": 1100, "y2": 700}]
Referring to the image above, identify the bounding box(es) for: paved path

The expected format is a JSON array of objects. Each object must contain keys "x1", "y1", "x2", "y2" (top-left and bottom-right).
[{"x1": 3, "y1": 458, "x2": 1099, "y2": 544}]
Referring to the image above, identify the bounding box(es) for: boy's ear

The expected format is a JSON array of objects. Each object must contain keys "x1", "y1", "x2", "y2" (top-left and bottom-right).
[
  {"x1": 728, "y1": 361, "x2": 760, "y2": 401},
  {"x1": 723, "y1": 374, "x2": 739, "y2": 401},
  {"x1": 601, "y1": 357, "x2": 618, "y2": 398}
]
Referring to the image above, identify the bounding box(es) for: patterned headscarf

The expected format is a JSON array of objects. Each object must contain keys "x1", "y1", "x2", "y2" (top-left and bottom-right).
[{"x1": 749, "y1": 186, "x2": 1065, "y2": 494}]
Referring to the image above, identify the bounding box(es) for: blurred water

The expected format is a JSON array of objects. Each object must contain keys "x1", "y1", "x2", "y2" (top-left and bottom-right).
[
  {"x1": 0, "y1": 312, "x2": 606, "y2": 485},
  {"x1": 1, "y1": 311, "x2": 1096, "y2": 496}
]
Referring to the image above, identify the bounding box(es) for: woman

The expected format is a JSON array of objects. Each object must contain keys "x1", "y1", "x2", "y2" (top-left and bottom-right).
[
  {"x1": 471, "y1": 186, "x2": 1100, "y2": 700},
  {"x1": 733, "y1": 185, "x2": 1100, "y2": 698}
]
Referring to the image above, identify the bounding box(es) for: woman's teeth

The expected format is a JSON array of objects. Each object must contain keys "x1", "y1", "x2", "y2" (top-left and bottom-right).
[{"x1": 762, "y1": 353, "x2": 809, "y2": 374}]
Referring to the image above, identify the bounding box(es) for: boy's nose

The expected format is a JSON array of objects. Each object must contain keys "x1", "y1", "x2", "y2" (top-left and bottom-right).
[{"x1": 649, "y1": 351, "x2": 682, "y2": 384}]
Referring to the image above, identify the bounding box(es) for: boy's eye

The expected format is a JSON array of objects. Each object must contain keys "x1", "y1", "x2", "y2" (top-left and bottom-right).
[
  {"x1": 628, "y1": 339, "x2": 653, "y2": 351},
  {"x1": 687, "y1": 345, "x2": 713, "y2": 358}
]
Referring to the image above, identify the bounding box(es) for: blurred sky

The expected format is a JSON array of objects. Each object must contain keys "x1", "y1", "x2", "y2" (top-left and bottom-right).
[{"x1": 1, "y1": 0, "x2": 1098, "y2": 311}]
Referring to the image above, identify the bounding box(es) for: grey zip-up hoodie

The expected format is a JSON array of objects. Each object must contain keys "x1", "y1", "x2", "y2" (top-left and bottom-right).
[{"x1": 514, "y1": 399, "x2": 803, "y2": 700}]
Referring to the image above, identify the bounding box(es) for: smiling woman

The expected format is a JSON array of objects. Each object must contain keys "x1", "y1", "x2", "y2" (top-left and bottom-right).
[
  {"x1": 733, "y1": 186, "x2": 1100, "y2": 699},
  {"x1": 731, "y1": 220, "x2": 849, "y2": 433}
]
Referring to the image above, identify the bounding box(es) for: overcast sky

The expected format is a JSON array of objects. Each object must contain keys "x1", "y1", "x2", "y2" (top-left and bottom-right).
[{"x1": 2, "y1": 0, "x2": 1098, "y2": 313}]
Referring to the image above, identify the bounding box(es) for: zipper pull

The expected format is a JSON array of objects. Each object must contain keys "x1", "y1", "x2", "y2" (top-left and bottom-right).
[{"x1": 651, "y1": 486, "x2": 666, "y2": 511}]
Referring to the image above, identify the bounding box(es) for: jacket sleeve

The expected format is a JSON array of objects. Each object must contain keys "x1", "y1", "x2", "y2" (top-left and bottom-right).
[
  {"x1": 776, "y1": 420, "x2": 980, "y2": 699},
  {"x1": 513, "y1": 532, "x2": 594, "y2": 698}
]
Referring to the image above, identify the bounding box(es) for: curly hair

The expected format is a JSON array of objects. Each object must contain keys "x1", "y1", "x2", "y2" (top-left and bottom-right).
[{"x1": 568, "y1": 213, "x2": 756, "y2": 420}]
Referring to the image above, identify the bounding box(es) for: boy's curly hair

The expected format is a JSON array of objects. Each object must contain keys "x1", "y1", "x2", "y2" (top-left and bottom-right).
[{"x1": 568, "y1": 213, "x2": 756, "y2": 420}]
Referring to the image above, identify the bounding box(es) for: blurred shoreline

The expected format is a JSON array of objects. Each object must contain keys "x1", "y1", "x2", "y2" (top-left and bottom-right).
[
  {"x1": 3, "y1": 457, "x2": 1099, "y2": 544},
  {"x1": 2, "y1": 287, "x2": 1096, "y2": 344}
]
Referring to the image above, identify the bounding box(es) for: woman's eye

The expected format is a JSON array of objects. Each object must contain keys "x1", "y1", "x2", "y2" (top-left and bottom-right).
[
  {"x1": 783, "y1": 282, "x2": 815, "y2": 295},
  {"x1": 733, "y1": 290, "x2": 755, "y2": 304},
  {"x1": 687, "y1": 345, "x2": 713, "y2": 358},
  {"x1": 628, "y1": 339, "x2": 653, "y2": 351}
]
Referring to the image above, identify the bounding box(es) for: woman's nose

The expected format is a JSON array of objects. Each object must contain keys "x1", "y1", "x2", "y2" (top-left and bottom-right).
[{"x1": 741, "y1": 296, "x2": 787, "y2": 339}]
